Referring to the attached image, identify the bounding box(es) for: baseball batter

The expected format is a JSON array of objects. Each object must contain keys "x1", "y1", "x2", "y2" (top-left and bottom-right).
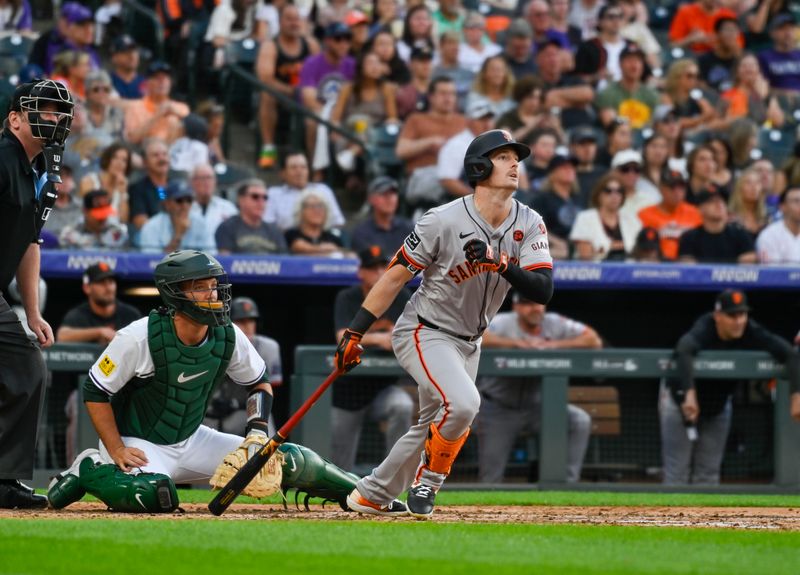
[
  {"x1": 337, "y1": 129, "x2": 554, "y2": 519},
  {"x1": 48, "y1": 250, "x2": 358, "y2": 512}
]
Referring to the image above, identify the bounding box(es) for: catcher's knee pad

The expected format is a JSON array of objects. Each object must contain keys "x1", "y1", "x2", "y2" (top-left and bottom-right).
[
  {"x1": 423, "y1": 424, "x2": 470, "y2": 475},
  {"x1": 278, "y1": 443, "x2": 359, "y2": 508},
  {"x1": 79, "y1": 458, "x2": 179, "y2": 513}
]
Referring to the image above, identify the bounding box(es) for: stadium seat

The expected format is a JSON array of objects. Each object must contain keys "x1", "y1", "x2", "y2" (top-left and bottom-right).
[{"x1": 0, "y1": 34, "x2": 33, "y2": 77}]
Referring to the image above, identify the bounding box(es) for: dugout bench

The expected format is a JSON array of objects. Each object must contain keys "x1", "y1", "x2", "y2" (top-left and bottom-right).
[{"x1": 38, "y1": 345, "x2": 800, "y2": 492}]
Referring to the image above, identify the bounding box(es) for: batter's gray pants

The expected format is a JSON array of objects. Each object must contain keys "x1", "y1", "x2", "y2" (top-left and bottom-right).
[
  {"x1": 659, "y1": 383, "x2": 732, "y2": 485},
  {"x1": 356, "y1": 326, "x2": 481, "y2": 505},
  {"x1": 476, "y1": 397, "x2": 591, "y2": 483},
  {"x1": 330, "y1": 384, "x2": 415, "y2": 472}
]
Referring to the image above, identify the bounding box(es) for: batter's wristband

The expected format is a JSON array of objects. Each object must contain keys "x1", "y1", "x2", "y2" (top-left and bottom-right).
[{"x1": 349, "y1": 307, "x2": 377, "y2": 335}]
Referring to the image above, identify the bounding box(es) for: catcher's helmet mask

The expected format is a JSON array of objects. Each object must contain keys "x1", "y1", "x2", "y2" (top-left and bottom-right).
[
  {"x1": 17, "y1": 79, "x2": 75, "y2": 146},
  {"x1": 154, "y1": 250, "x2": 232, "y2": 327},
  {"x1": 464, "y1": 129, "x2": 531, "y2": 187}
]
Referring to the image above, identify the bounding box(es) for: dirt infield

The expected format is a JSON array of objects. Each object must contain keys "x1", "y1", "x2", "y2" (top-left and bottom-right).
[{"x1": 4, "y1": 503, "x2": 800, "y2": 529}]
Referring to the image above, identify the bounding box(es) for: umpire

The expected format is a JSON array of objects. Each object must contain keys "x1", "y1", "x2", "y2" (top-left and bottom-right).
[{"x1": 0, "y1": 79, "x2": 74, "y2": 508}]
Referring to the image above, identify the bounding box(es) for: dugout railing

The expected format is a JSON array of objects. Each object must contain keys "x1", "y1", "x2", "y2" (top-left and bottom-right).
[
  {"x1": 36, "y1": 344, "x2": 800, "y2": 492},
  {"x1": 290, "y1": 346, "x2": 800, "y2": 492}
]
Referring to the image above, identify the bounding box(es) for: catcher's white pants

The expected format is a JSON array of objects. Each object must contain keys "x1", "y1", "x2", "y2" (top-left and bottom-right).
[{"x1": 97, "y1": 425, "x2": 242, "y2": 483}]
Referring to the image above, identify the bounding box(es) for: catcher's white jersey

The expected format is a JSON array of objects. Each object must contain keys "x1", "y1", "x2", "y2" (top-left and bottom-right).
[{"x1": 395, "y1": 195, "x2": 552, "y2": 337}]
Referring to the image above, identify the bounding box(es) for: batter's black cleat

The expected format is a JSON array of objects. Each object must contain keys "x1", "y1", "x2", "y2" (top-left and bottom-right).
[
  {"x1": 406, "y1": 483, "x2": 436, "y2": 520},
  {"x1": 0, "y1": 480, "x2": 48, "y2": 509}
]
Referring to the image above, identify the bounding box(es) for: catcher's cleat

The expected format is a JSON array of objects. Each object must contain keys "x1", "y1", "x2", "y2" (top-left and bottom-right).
[
  {"x1": 406, "y1": 483, "x2": 436, "y2": 520},
  {"x1": 346, "y1": 488, "x2": 408, "y2": 517},
  {"x1": 47, "y1": 448, "x2": 101, "y2": 509}
]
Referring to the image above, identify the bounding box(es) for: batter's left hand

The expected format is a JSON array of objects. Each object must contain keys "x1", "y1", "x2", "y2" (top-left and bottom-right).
[
  {"x1": 463, "y1": 239, "x2": 509, "y2": 274},
  {"x1": 28, "y1": 314, "x2": 54, "y2": 347}
]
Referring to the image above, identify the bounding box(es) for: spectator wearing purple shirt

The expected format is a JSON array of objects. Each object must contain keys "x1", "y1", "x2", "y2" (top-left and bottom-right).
[
  {"x1": 526, "y1": 0, "x2": 573, "y2": 67},
  {"x1": 0, "y1": 0, "x2": 32, "y2": 31},
  {"x1": 43, "y1": 2, "x2": 101, "y2": 74},
  {"x1": 757, "y1": 14, "x2": 800, "y2": 93},
  {"x1": 299, "y1": 22, "x2": 356, "y2": 162}
]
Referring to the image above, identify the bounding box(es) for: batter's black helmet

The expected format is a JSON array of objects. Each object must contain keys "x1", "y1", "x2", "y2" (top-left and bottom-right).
[
  {"x1": 230, "y1": 296, "x2": 260, "y2": 322},
  {"x1": 464, "y1": 129, "x2": 530, "y2": 187},
  {"x1": 154, "y1": 250, "x2": 232, "y2": 327}
]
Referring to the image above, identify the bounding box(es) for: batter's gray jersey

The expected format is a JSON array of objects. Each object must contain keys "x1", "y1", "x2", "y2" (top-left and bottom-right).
[{"x1": 395, "y1": 195, "x2": 552, "y2": 337}]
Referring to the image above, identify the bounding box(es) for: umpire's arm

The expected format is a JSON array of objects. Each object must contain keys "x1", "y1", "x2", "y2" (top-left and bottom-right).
[{"x1": 16, "y1": 243, "x2": 53, "y2": 346}]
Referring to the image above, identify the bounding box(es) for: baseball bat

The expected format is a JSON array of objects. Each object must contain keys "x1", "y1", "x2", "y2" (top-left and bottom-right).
[{"x1": 208, "y1": 367, "x2": 342, "y2": 516}]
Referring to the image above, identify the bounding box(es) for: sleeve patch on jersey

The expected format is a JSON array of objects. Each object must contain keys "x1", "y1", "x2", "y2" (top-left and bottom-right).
[
  {"x1": 98, "y1": 354, "x2": 116, "y2": 377},
  {"x1": 404, "y1": 231, "x2": 421, "y2": 251}
]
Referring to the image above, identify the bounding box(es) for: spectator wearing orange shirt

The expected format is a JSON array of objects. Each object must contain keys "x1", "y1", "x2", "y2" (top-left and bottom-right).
[
  {"x1": 123, "y1": 61, "x2": 190, "y2": 146},
  {"x1": 638, "y1": 170, "x2": 702, "y2": 260},
  {"x1": 669, "y1": 0, "x2": 742, "y2": 55}
]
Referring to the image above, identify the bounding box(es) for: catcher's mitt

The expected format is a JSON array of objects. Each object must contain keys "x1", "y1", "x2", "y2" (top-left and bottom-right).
[{"x1": 210, "y1": 430, "x2": 284, "y2": 498}]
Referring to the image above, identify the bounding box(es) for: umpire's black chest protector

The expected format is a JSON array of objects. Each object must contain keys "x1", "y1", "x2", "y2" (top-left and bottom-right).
[{"x1": 0, "y1": 130, "x2": 45, "y2": 290}]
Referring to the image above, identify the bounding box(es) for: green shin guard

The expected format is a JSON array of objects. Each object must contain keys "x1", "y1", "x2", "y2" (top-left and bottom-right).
[
  {"x1": 278, "y1": 443, "x2": 360, "y2": 510},
  {"x1": 78, "y1": 458, "x2": 180, "y2": 513}
]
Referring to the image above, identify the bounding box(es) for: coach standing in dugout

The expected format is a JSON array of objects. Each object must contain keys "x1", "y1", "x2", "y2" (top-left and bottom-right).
[
  {"x1": 659, "y1": 289, "x2": 800, "y2": 486},
  {"x1": 0, "y1": 79, "x2": 75, "y2": 508}
]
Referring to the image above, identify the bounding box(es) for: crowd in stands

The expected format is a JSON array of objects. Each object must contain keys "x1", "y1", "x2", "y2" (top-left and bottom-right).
[{"x1": 4, "y1": 0, "x2": 800, "y2": 263}]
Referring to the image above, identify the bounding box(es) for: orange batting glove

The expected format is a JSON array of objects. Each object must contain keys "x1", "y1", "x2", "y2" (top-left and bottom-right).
[{"x1": 335, "y1": 329, "x2": 364, "y2": 373}]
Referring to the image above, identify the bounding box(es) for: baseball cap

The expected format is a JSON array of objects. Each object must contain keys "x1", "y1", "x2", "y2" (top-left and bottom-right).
[
  {"x1": 535, "y1": 38, "x2": 564, "y2": 53},
  {"x1": 570, "y1": 125, "x2": 598, "y2": 144},
  {"x1": 165, "y1": 180, "x2": 193, "y2": 201},
  {"x1": 611, "y1": 149, "x2": 642, "y2": 168},
  {"x1": 464, "y1": 11, "x2": 486, "y2": 29},
  {"x1": 344, "y1": 10, "x2": 369, "y2": 27},
  {"x1": 359, "y1": 245, "x2": 390, "y2": 268},
  {"x1": 368, "y1": 175, "x2": 399, "y2": 195},
  {"x1": 660, "y1": 169, "x2": 687, "y2": 187},
  {"x1": 324, "y1": 22, "x2": 352, "y2": 38},
  {"x1": 653, "y1": 104, "x2": 677, "y2": 123},
  {"x1": 635, "y1": 226, "x2": 660, "y2": 251},
  {"x1": 410, "y1": 45, "x2": 434, "y2": 60},
  {"x1": 61, "y1": 1, "x2": 93, "y2": 24},
  {"x1": 82, "y1": 261, "x2": 116, "y2": 284},
  {"x1": 769, "y1": 13, "x2": 796, "y2": 31},
  {"x1": 714, "y1": 15, "x2": 739, "y2": 33},
  {"x1": 146, "y1": 60, "x2": 172, "y2": 77},
  {"x1": 715, "y1": 289, "x2": 750, "y2": 314},
  {"x1": 111, "y1": 34, "x2": 138, "y2": 54},
  {"x1": 83, "y1": 190, "x2": 115, "y2": 220},
  {"x1": 547, "y1": 153, "x2": 578, "y2": 173},
  {"x1": 620, "y1": 43, "x2": 646, "y2": 61},
  {"x1": 466, "y1": 99, "x2": 495, "y2": 119},
  {"x1": 695, "y1": 185, "x2": 725, "y2": 205},
  {"x1": 508, "y1": 18, "x2": 533, "y2": 38},
  {"x1": 230, "y1": 297, "x2": 260, "y2": 321},
  {"x1": 9, "y1": 80, "x2": 36, "y2": 113}
]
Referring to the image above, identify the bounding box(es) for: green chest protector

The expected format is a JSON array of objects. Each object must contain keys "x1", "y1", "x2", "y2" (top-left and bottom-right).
[{"x1": 112, "y1": 310, "x2": 236, "y2": 445}]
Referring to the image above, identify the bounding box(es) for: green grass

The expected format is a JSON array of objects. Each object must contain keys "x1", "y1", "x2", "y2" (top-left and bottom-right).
[
  {"x1": 1, "y1": 519, "x2": 799, "y2": 575},
  {"x1": 164, "y1": 488, "x2": 800, "y2": 508}
]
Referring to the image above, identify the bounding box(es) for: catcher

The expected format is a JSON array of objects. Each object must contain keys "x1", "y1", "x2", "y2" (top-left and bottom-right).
[{"x1": 48, "y1": 250, "x2": 358, "y2": 512}]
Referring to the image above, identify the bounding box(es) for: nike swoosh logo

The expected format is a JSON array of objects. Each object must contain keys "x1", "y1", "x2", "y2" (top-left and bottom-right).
[
  {"x1": 135, "y1": 493, "x2": 146, "y2": 510},
  {"x1": 177, "y1": 370, "x2": 209, "y2": 383},
  {"x1": 459, "y1": 231, "x2": 475, "y2": 239},
  {"x1": 287, "y1": 454, "x2": 297, "y2": 473}
]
